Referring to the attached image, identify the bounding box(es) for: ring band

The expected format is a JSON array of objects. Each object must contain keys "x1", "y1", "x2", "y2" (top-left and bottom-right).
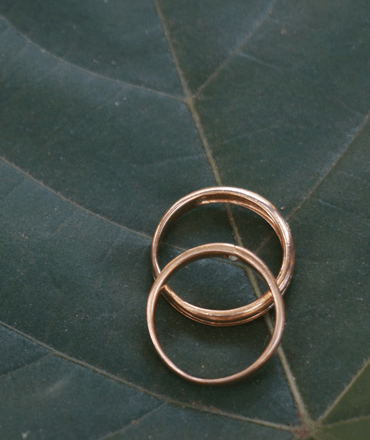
[
  {"x1": 151, "y1": 187, "x2": 294, "y2": 326},
  {"x1": 147, "y1": 243, "x2": 285, "y2": 385}
]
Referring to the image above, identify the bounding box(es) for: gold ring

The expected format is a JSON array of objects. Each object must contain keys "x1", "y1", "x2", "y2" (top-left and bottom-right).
[
  {"x1": 147, "y1": 243, "x2": 285, "y2": 385},
  {"x1": 151, "y1": 187, "x2": 294, "y2": 326}
]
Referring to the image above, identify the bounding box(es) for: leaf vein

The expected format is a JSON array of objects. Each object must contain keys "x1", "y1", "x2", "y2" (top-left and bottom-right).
[
  {"x1": 337, "y1": 170, "x2": 370, "y2": 186},
  {"x1": 0, "y1": 14, "x2": 184, "y2": 103},
  {"x1": 319, "y1": 357, "x2": 370, "y2": 423},
  {"x1": 153, "y1": 0, "x2": 312, "y2": 427},
  {"x1": 97, "y1": 403, "x2": 167, "y2": 440},
  {"x1": 195, "y1": 0, "x2": 279, "y2": 96},
  {"x1": 0, "y1": 320, "x2": 295, "y2": 431},
  {"x1": 0, "y1": 353, "x2": 54, "y2": 381},
  {"x1": 287, "y1": 109, "x2": 370, "y2": 222},
  {"x1": 323, "y1": 414, "x2": 370, "y2": 428},
  {"x1": 237, "y1": 51, "x2": 281, "y2": 70},
  {"x1": 0, "y1": 155, "x2": 153, "y2": 242}
]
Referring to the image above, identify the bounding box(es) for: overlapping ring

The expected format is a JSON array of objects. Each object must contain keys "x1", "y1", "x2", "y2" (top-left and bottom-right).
[
  {"x1": 147, "y1": 243, "x2": 285, "y2": 386},
  {"x1": 146, "y1": 187, "x2": 295, "y2": 384},
  {"x1": 151, "y1": 187, "x2": 294, "y2": 326}
]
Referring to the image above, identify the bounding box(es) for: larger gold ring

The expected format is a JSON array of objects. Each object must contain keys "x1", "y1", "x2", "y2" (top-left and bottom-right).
[
  {"x1": 147, "y1": 243, "x2": 285, "y2": 385},
  {"x1": 151, "y1": 187, "x2": 294, "y2": 326}
]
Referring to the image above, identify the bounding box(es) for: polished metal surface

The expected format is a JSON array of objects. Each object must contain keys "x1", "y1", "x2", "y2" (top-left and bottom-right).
[
  {"x1": 151, "y1": 187, "x2": 294, "y2": 326},
  {"x1": 147, "y1": 243, "x2": 285, "y2": 385}
]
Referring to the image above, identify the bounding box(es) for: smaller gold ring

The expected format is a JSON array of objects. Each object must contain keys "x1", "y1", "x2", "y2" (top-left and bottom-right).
[
  {"x1": 151, "y1": 187, "x2": 294, "y2": 326},
  {"x1": 147, "y1": 243, "x2": 285, "y2": 386}
]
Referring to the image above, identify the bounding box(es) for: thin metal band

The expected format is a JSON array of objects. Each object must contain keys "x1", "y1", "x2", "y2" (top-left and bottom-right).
[
  {"x1": 151, "y1": 187, "x2": 294, "y2": 326},
  {"x1": 147, "y1": 243, "x2": 285, "y2": 385}
]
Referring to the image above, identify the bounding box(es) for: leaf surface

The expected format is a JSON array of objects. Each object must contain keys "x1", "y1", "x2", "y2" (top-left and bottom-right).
[{"x1": 0, "y1": 1, "x2": 369, "y2": 439}]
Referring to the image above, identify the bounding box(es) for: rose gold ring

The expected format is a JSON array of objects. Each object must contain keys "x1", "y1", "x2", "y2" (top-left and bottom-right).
[
  {"x1": 147, "y1": 243, "x2": 285, "y2": 385},
  {"x1": 151, "y1": 187, "x2": 294, "y2": 326}
]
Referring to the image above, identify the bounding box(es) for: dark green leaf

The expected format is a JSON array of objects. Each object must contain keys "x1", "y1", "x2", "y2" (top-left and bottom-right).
[
  {"x1": 316, "y1": 418, "x2": 370, "y2": 440},
  {"x1": 0, "y1": 0, "x2": 369, "y2": 439}
]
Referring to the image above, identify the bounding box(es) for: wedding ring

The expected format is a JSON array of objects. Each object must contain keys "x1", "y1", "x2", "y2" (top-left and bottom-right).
[
  {"x1": 147, "y1": 243, "x2": 285, "y2": 385},
  {"x1": 151, "y1": 187, "x2": 294, "y2": 326}
]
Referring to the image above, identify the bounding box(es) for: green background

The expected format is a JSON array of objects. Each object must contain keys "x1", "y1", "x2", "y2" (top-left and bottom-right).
[{"x1": 0, "y1": 0, "x2": 369, "y2": 439}]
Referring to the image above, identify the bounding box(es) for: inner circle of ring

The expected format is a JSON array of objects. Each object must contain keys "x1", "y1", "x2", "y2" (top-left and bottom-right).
[
  {"x1": 151, "y1": 187, "x2": 294, "y2": 326},
  {"x1": 147, "y1": 243, "x2": 285, "y2": 385}
]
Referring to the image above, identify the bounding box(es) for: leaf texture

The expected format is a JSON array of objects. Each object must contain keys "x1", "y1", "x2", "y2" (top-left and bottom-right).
[{"x1": 0, "y1": 1, "x2": 369, "y2": 439}]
